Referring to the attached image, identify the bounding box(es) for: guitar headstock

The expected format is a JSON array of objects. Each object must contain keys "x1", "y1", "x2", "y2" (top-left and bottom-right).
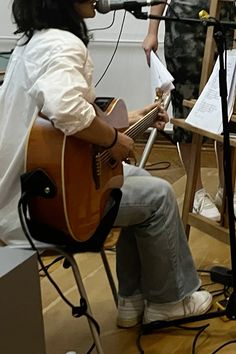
[
  {"x1": 154, "y1": 88, "x2": 168, "y2": 107},
  {"x1": 155, "y1": 88, "x2": 163, "y2": 103}
]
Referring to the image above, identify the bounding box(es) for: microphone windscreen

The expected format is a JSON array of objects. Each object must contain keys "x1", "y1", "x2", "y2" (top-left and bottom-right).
[{"x1": 96, "y1": 0, "x2": 111, "y2": 13}]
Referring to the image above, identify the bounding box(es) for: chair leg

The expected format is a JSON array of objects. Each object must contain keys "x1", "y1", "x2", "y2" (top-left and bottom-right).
[
  {"x1": 100, "y1": 249, "x2": 118, "y2": 307},
  {"x1": 56, "y1": 248, "x2": 105, "y2": 354}
]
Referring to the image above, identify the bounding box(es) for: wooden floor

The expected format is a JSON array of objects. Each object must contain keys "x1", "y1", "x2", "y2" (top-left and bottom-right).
[{"x1": 40, "y1": 142, "x2": 236, "y2": 354}]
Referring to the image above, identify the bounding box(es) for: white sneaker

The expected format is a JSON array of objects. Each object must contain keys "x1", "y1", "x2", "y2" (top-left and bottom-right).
[
  {"x1": 215, "y1": 187, "x2": 236, "y2": 217},
  {"x1": 143, "y1": 290, "x2": 212, "y2": 323},
  {"x1": 117, "y1": 293, "x2": 144, "y2": 328},
  {"x1": 193, "y1": 189, "x2": 221, "y2": 221}
]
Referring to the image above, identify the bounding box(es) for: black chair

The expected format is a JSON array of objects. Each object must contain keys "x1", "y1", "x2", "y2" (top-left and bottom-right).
[{"x1": 17, "y1": 169, "x2": 122, "y2": 354}]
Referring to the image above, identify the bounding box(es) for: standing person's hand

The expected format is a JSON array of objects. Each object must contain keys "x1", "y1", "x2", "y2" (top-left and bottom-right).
[
  {"x1": 142, "y1": 35, "x2": 158, "y2": 66},
  {"x1": 142, "y1": 3, "x2": 167, "y2": 65}
]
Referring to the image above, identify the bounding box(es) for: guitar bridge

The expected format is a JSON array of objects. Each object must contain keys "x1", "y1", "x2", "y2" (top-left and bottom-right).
[
  {"x1": 93, "y1": 151, "x2": 102, "y2": 190},
  {"x1": 92, "y1": 146, "x2": 118, "y2": 190}
]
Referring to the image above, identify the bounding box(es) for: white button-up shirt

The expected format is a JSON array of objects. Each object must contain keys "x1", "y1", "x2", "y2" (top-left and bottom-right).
[{"x1": 0, "y1": 29, "x2": 96, "y2": 245}]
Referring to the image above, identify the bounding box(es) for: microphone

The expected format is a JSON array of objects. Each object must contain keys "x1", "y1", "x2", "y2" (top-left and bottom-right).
[{"x1": 96, "y1": 0, "x2": 162, "y2": 14}]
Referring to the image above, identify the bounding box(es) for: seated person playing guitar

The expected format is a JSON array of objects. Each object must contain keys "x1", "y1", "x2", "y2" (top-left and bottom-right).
[{"x1": 0, "y1": 0, "x2": 212, "y2": 326}]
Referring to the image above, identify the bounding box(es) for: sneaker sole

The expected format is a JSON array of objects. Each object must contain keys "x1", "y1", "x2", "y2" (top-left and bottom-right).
[
  {"x1": 192, "y1": 207, "x2": 221, "y2": 222},
  {"x1": 117, "y1": 315, "x2": 143, "y2": 328},
  {"x1": 143, "y1": 295, "x2": 212, "y2": 323}
]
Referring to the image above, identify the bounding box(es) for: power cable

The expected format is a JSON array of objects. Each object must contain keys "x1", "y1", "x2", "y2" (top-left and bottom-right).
[
  {"x1": 95, "y1": 11, "x2": 126, "y2": 87},
  {"x1": 88, "y1": 11, "x2": 116, "y2": 32}
]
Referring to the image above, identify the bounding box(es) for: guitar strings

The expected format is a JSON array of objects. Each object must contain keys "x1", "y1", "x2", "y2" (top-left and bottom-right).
[
  {"x1": 95, "y1": 95, "x2": 170, "y2": 175},
  {"x1": 125, "y1": 109, "x2": 157, "y2": 139},
  {"x1": 96, "y1": 109, "x2": 158, "y2": 167}
]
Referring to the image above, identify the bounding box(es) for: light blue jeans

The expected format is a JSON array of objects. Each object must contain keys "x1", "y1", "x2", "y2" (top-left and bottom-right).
[{"x1": 114, "y1": 164, "x2": 200, "y2": 304}]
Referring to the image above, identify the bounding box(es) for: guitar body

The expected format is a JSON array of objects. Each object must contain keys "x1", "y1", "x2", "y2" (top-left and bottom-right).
[{"x1": 26, "y1": 98, "x2": 127, "y2": 242}]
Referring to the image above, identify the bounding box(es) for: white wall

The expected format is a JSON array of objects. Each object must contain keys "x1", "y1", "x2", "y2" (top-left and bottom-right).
[
  {"x1": 87, "y1": 10, "x2": 166, "y2": 110},
  {"x1": 87, "y1": 10, "x2": 153, "y2": 42},
  {"x1": 0, "y1": 0, "x2": 16, "y2": 52},
  {"x1": 0, "y1": 1, "x2": 167, "y2": 111},
  {"x1": 0, "y1": 0, "x2": 14, "y2": 35}
]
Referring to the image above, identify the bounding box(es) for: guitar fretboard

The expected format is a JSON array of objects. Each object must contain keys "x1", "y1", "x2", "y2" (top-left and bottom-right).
[
  {"x1": 124, "y1": 107, "x2": 158, "y2": 140},
  {"x1": 96, "y1": 106, "x2": 159, "y2": 166}
]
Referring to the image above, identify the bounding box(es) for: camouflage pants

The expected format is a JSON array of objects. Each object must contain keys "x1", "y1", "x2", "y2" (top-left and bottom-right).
[{"x1": 165, "y1": 0, "x2": 235, "y2": 143}]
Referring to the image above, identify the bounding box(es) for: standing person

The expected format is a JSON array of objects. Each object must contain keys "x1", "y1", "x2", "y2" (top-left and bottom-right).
[
  {"x1": 0, "y1": 0, "x2": 212, "y2": 327},
  {"x1": 142, "y1": 0, "x2": 236, "y2": 221}
]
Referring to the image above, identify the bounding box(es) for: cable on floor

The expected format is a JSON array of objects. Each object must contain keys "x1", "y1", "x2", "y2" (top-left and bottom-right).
[
  {"x1": 136, "y1": 273, "x2": 231, "y2": 354},
  {"x1": 136, "y1": 323, "x2": 210, "y2": 354},
  {"x1": 211, "y1": 339, "x2": 236, "y2": 353},
  {"x1": 38, "y1": 255, "x2": 64, "y2": 276},
  {"x1": 145, "y1": 161, "x2": 171, "y2": 171}
]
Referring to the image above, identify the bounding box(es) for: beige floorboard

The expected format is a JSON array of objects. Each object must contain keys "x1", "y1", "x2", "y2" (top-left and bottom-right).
[{"x1": 40, "y1": 144, "x2": 236, "y2": 354}]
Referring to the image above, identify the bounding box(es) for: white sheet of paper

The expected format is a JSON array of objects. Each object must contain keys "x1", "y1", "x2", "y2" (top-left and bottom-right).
[
  {"x1": 150, "y1": 51, "x2": 175, "y2": 101},
  {"x1": 185, "y1": 49, "x2": 236, "y2": 134}
]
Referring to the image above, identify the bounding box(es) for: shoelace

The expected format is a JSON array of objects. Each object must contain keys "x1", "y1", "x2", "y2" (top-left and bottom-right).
[{"x1": 195, "y1": 193, "x2": 216, "y2": 213}]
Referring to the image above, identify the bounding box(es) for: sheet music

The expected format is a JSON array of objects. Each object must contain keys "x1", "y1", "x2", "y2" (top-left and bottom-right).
[
  {"x1": 150, "y1": 51, "x2": 174, "y2": 132},
  {"x1": 185, "y1": 49, "x2": 236, "y2": 134},
  {"x1": 150, "y1": 51, "x2": 175, "y2": 101}
]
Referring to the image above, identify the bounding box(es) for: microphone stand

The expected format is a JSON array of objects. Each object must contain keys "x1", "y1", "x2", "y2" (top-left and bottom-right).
[{"x1": 127, "y1": 8, "x2": 236, "y2": 334}]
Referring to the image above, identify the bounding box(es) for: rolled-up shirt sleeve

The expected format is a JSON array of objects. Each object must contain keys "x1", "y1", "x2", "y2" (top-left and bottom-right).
[{"x1": 29, "y1": 40, "x2": 96, "y2": 135}]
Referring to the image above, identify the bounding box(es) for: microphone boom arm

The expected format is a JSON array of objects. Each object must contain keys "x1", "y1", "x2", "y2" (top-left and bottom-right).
[{"x1": 130, "y1": 10, "x2": 236, "y2": 30}]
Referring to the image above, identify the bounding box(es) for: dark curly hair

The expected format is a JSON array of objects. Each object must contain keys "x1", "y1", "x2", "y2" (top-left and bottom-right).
[{"x1": 12, "y1": 0, "x2": 89, "y2": 46}]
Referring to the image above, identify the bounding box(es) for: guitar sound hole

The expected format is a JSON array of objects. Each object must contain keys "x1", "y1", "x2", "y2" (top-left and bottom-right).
[{"x1": 94, "y1": 97, "x2": 114, "y2": 112}]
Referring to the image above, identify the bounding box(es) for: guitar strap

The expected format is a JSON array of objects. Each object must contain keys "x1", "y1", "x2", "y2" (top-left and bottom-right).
[{"x1": 19, "y1": 169, "x2": 122, "y2": 252}]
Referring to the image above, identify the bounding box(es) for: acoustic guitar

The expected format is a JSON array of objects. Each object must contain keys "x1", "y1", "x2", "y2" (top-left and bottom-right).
[{"x1": 25, "y1": 97, "x2": 161, "y2": 242}]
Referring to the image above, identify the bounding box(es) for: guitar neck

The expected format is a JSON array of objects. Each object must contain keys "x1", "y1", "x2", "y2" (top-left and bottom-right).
[{"x1": 124, "y1": 106, "x2": 158, "y2": 140}]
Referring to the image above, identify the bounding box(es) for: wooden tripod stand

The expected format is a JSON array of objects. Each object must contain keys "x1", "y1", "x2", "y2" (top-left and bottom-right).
[{"x1": 171, "y1": 0, "x2": 236, "y2": 243}]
